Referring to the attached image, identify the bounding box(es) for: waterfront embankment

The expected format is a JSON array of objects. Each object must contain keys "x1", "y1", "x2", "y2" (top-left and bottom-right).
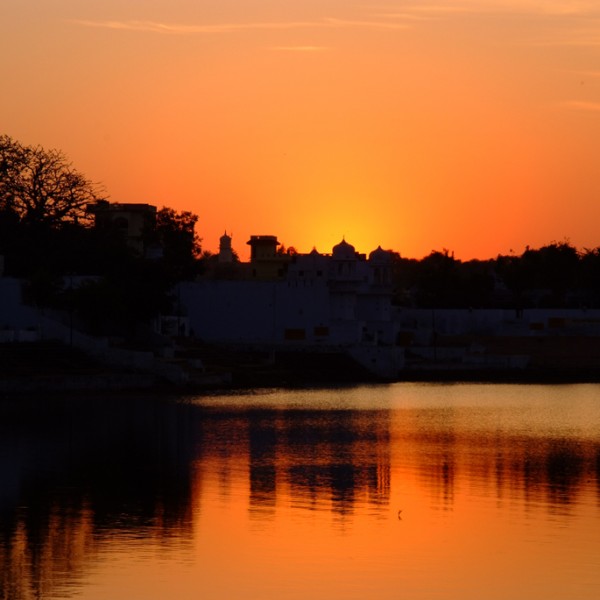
[{"x1": 3, "y1": 334, "x2": 600, "y2": 395}]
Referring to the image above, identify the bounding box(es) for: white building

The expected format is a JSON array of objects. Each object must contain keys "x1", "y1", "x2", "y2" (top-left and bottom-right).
[
  {"x1": 0, "y1": 277, "x2": 41, "y2": 341},
  {"x1": 179, "y1": 238, "x2": 397, "y2": 348}
]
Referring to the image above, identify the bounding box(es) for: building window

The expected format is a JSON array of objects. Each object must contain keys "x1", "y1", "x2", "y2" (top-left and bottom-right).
[{"x1": 284, "y1": 328, "x2": 306, "y2": 340}]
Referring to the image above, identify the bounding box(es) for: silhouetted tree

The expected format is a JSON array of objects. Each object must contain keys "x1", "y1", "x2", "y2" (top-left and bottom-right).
[
  {"x1": 391, "y1": 255, "x2": 419, "y2": 306},
  {"x1": 0, "y1": 205, "x2": 21, "y2": 259},
  {"x1": 394, "y1": 254, "x2": 498, "y2": 308},
  {"x1": 151, "y1": 207, "x2": 202, "y2": 279},
  {"x1": 579, "y1": 247, "x2": 600, "y2": 306},
  {"x1": 501, "y1": 242, "x2": 579, "y2": 307},
  {"x1": 456, "y1": 259, "x2": 495, "y2": 307},
  {"x1": 198, "y1": 249, "x2": 243, "y2": 280},
  {"x1": 0, "y1": 135, "x2": 104, "y2": 227},
  {"x1": 276, "y1": 244, "x2": 297, "y2": 256},
  {"x1": 73, "y1": 256, "x2": 172, "y2": 337},
  {"x1": 415, "y1": 249, "x2": 461, "y2": 307},
  {"x1": 494, "y1": 253, "x2": 528, "y2": 306}
]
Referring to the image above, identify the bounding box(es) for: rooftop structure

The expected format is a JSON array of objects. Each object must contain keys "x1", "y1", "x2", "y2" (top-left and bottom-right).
[
  {"x1": 87, "y1": 201, "x2": 157, "y2": 255},
  {"x1": 246, "y1": 235, "x2": 289, "y2": 279}
]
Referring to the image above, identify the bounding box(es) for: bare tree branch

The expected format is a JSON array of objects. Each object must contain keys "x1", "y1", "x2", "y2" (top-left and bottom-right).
[{"x1": 0, "y1": 135, "x2": 105, "y2": 226}]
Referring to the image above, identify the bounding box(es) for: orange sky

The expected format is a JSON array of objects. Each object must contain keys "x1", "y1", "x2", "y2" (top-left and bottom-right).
[{"x1": 2, "y1": 1, "x2": 600, "y2": 260}]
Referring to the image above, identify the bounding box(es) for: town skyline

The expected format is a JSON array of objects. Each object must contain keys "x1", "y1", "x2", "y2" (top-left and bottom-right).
[{"x1": 3, "y1": 1, "x2": 600, "y2": 260}]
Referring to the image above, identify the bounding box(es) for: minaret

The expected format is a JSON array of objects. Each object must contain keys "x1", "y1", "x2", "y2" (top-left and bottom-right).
[{"x1": 218, "y1": 231, "x2": 233, "y2": 263}]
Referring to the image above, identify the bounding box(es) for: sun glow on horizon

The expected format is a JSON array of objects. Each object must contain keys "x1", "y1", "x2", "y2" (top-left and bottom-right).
[{"x1": 3, "y1": 0, "x2": 600, "y2": 260}]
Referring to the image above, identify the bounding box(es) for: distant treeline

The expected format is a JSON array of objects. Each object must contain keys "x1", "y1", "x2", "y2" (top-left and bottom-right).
[
  {"x1": 392, "y1": 243, "x2": 600, "y2": 309},
  {"x1": 3, "y1": 134, "x2": 600, "y2": 324}
]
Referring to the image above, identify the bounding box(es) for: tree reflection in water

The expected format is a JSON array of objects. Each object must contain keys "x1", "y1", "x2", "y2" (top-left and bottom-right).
[{"x1": 0, "y1": 389, "x2": 599, "y2": 599}]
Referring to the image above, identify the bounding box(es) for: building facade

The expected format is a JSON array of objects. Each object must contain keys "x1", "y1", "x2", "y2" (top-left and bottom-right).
[
  {"x1": 87, "y1": 201, "x2": 157, "y2": 255},
  {"x1": 179, "y1": 238, "x2": 397, "y2": 348}
]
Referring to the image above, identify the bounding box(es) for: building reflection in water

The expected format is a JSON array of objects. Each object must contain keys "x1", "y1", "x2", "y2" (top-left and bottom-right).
[
  {"x1": 245, "y1": 409, "x2": 392, "y2": 520},
  {"x1": 0, "y1": 393, "x2": 599, "y2": 599},
  {"x1": 394, "y1": 405, "x2": 599, "y2": 514},
  {"x1": 248, "y1": 411, "x2": 279, "y2": 519}
]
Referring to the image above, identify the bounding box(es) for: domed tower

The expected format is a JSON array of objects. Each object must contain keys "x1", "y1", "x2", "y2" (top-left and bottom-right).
[
  {"x1": 328, "y1": 238, "x2": 361, "y2": 324},
  {"x1": 368, "y1": 246, "x2": 392, "y2": 285},
  {"x1": 331, "y1": 238, "x2": 360, "y2": 281},
  {"x1": 368, "y1": 246, "x2": 390, "y2": 263},
  {"x1": 332, "y1": 238, "x2": 356, "y2": 261},
  {"x1": 218, "y1": 231, "x2": 233, "y2": 263}
]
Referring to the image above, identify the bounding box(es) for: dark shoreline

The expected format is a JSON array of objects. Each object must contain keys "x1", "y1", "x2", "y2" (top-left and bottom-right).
[
  {"x1": 3, "y1": 364, "x2": 600, "y2": 399},
  {"x1": 2, "y1": 339, "x2": 600, "y2": 398}
]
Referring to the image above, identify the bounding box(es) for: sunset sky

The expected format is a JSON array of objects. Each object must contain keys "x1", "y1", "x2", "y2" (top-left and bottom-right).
[{"x1": 2, "y1": 1, "x2": 600, "y2": 259}]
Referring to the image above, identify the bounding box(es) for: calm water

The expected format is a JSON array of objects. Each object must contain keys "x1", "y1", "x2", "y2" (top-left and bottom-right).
[{"x1": 1, "y1": 383, "x2": 599, "y2": 600}]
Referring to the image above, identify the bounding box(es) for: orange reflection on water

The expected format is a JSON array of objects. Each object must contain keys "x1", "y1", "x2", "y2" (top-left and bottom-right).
[
  {"x1": 0, "y1": 502, "x2": 97, "y2": 600},
  {"x1": 1, "y1": 389, "x2": 599, "y2": 600},
  {"x1": 181, "y1": 403, "x2": 600, "y2": 600}
]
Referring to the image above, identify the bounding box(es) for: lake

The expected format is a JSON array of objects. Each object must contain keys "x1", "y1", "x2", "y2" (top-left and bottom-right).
[{"x1": 1, "y1": 383, "x2": 599, "y2": 599}]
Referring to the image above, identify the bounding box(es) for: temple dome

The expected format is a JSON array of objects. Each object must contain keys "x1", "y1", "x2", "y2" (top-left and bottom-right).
[
  {"x1": 369, "y1": 245, "x2": 391, "y2": 263},
  {"x1": 332, "y1": 238, "x2": 356, "y2": 260}
]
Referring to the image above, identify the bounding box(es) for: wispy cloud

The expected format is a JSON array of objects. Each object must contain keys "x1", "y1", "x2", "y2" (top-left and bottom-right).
[
  {"x1": 72, "y1": 3, "x2": 600, "y2": 39},
  {"x1": 371, "y1": 2, "x2": 600, "y2": 48},
  {"x1": 400, "y1": 1, "x2": 599, "y2": 16},
  {"x1": 559, "y1": 100, "x2": 600, "y2": 112},
  {"x1": 70, "y1": 19, "x2": 315, "y2": 34},
  {"x1": 527, "y1": 32, "x2": 600, "y2": 47},
  {"x1": 70, "y1": 5, "x2": 600, "y2": 50},
  {"x1": 322, "y1": 17, "x2": 409, "y2": 30},
  {"x1": 373, "y1": 1, "x2": 600, "y2": 19},
  {"x1": 513, "y1": 1, "x2": 600, "y2": 16},
  {"x1": 396, "y1": 4, "x2": 472, "y2": 15},
  {"x1": 272, "y1": 46, "x2": 328, "y2": 52},
  {"x1": 575, "y1": 70, "x2": 600, "y2": 78},
  {"x1": 70, "y1": 17, "x2": 410, "y2": 36}
]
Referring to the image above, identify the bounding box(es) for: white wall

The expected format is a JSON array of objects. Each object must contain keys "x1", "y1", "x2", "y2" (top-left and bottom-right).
[
  {"x1": 396, "y1": 307, "x2": 600, "y2": 337},
  {"x1": 0, "y1": 278, "x2": 39, "y2": 330},
  {"x1": 179, "y1": 271, "x2": 401, "y2": 347},
  {"x1": 179, "y1": 280, "x2": 334, "y2": 344}
]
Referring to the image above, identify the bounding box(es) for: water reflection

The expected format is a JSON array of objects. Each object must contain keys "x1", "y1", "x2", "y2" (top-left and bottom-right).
[
  {"x1": 413, "y1": 431, "x2": 599, "y2": 512},
  {"x1": 243, "y1": 410, "x2": 391, "y2": 519},
  {"x1": 0, "y1": 396, "x2": 197, "y2": 600},
  {"x1": 1, "y1": 386, "x2": 599, "y2": 599}
]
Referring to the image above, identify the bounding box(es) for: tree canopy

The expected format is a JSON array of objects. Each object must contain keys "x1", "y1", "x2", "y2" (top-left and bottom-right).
[
  {"x1": 0, "y1": 135, "x2": 204, "y2": 340},
  {"x1": 153, "y1": 207, "x2": 202, "y2": 277},
  {"x1": 0, "y1": 134, "x2": 104, "y2": 227}
]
